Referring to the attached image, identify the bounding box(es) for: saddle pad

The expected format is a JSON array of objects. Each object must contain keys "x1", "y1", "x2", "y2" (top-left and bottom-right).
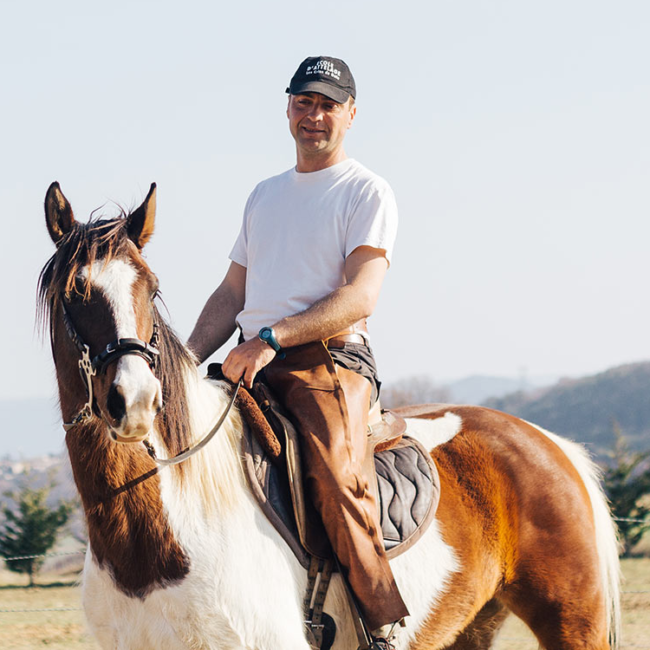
[
  {"x1": 375, "y1": 439, "x2": 439, "y2": 554},
  {"x1": 242, "y1": 427, "x2": 440, "y2": 567}
]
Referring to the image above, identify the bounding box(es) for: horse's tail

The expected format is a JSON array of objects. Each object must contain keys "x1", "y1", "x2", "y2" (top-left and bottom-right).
[{"x1": 533, "y1": 425, "x2": 622, "y2": 649}]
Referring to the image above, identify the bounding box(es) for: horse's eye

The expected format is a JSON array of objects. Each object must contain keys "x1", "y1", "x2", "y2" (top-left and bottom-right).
[
  {"x1": 66, "y1": 286, "x2": 84, "y2": 304},
  {"x1": 151, "y1": 278, "x2": 160, "y2": 300}
]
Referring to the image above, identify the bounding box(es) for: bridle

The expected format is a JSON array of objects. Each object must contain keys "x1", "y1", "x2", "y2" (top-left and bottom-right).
[
  {"x1": 59, "y1": 300, "x2": 160, "y2": 432},
  {"x1": 58, "y1": 298, "x2": 242, "y2": 467}
]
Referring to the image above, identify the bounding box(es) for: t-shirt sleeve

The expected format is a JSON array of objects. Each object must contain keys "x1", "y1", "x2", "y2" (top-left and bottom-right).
[
  {"x1": 228, "y1": 188, "x2": 257, "y2": 268},
  {"x1": 345, "y1": 179, "x2": 398, "y2": 263}
]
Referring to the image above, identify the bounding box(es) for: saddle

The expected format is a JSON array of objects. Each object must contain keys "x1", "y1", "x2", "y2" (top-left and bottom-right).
[{"x1": 219, "y1": 371, "x2": 441, "y2": 567}]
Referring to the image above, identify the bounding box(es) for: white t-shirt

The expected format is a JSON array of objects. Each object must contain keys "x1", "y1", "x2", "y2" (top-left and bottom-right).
[{"x1": 229, "y1": 158, "x2": 398, "y2": 341}]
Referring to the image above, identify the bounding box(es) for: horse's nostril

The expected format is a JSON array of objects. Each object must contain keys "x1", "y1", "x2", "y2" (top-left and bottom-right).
[{"x1": 107, "y1": 383, "x2": 126, "y2": 423}]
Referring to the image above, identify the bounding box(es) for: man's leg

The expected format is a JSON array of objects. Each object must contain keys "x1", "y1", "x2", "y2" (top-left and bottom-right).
[{"x1": 264, "y1": 342, "x2": 409, "y2": 631}]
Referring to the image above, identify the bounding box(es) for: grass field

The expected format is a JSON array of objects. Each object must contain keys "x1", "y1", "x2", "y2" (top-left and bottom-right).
[{"x1": 1, "y1": 559, "x2": 648, "y2": 649}]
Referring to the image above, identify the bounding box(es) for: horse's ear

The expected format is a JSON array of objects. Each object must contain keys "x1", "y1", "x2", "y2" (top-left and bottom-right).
[
  {"x1": 45, "y1": 182, "x2": 75, "y2": 245},
  {"x1": 127, "y1": 183, "x2": 156, "y2": 249}
]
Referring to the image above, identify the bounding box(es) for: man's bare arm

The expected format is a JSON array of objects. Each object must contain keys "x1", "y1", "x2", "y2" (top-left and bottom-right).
[
  {"x1": 187, "y1": 261, "x2": 246, "y2": 364},
  {"x1": 274, "y1": 245, "x2": 388, "y2": 347},
  {"x1": 221, "y1": 246, "x2": 388, "y2": 385}
]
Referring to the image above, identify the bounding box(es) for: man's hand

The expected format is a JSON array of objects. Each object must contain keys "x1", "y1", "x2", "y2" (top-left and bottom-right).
[{"x1": 221, "y1": 337, "x2": 277, "y2": 388}]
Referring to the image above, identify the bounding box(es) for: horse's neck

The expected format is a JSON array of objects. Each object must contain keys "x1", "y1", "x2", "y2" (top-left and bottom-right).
[
  {"x1": 150, "y1": 370, "x2": 249, "y2": 523},
  {"x1": 66, "y1": 369, "x2": 247, "y2": 596}
]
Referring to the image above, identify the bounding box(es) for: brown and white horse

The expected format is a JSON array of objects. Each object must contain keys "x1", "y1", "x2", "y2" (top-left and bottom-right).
[{"x1": 40, "y1": 182, "x2": 620, "y2": 650}]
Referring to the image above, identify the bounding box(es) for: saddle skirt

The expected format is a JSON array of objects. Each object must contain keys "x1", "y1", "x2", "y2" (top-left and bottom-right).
[{"x1": 239, "y1": 383, "x2": 441, "y2": 567}]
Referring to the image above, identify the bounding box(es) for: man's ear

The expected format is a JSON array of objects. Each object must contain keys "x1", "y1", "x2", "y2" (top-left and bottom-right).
[{"x1": 348, "y1": 103, "x2": 357, "y2": 129}]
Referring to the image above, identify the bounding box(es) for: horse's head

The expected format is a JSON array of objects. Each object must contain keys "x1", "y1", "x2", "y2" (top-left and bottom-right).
[{"x1": 41, "y1": 182, "x2": 163, "y2": 443}]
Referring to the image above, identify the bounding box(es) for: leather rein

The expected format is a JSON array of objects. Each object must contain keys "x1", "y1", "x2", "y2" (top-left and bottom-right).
[{"x1": 59, "y1": 300, "x2": 241, "y2": 467}]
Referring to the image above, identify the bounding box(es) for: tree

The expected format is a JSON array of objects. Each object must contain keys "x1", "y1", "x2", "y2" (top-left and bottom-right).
[
  {"x1": 602, "y1": 426, "x2": 650, "y2": 556},
  {"x1": 0, "y1": 478, "x2": 74, "y2": 586}
]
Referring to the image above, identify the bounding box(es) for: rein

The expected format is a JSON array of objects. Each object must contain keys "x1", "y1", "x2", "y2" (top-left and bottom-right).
[
  {"x1": 142, "y1": 378, "x2": 242, "y2": 467},
  {"x1": 59, "y1": 299, "x2": 242, "y2": 468}
]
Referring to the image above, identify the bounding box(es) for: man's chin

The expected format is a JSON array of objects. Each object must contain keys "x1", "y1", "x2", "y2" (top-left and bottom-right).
[{"x1": 298, "y1": 138, "x2": 328, "y2": 152}]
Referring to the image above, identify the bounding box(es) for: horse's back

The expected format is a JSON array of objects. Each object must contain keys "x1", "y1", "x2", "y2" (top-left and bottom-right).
[
  {"x1": 400, "y1": 403, "x2": 600, "y2": 568},
  {"x1": 398, "y1": 403, "x2": 616, "y2": 650},
  {"x1": 397, "y1": 403, "x2": 593, "y2": 517}
]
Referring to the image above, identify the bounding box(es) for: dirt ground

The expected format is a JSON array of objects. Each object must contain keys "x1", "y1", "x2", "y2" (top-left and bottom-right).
[{"x1": 0, "y1": 558, "x2": 648, "y2": 649}]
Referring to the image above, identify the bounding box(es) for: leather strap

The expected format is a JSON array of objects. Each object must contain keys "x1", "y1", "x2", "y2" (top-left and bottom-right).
[
  {"x1": 303, "y1": 557, "x2": 334, "y2": 650},
  {"x1": 325, "y1": 317, "x2": 369, "y2": 348}
]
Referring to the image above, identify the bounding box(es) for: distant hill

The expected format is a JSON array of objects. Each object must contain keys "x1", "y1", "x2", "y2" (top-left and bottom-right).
[
  {"x1": 483, "y1": 361, "x2": 650, "y2": 457},
  {"x1": 445, "y1": 374, "x2": 557, "y2": 405}
]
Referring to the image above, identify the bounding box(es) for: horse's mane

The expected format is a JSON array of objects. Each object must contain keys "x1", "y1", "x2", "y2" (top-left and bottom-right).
[{"x1": 38, "y1": 214, "x2": 196, "y2": 458}]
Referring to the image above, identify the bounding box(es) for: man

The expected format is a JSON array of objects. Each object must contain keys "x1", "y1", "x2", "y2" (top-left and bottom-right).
[{"x1": 188, "y1": 56, "x2": 408, "y2": 648}]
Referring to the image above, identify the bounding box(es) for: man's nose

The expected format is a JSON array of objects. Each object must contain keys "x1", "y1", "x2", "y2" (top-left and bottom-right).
[{"x1": 306, "y1": 104, "x2": 325, "y2": 121}]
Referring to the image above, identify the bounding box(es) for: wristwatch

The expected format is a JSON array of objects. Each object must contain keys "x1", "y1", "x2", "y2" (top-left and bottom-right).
[{"x1": 258, "y1": 327, "x2": 282, "y2": 354}]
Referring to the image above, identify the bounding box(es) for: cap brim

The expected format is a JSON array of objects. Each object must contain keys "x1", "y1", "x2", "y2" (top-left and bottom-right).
[{"x1": 287, "y1": 80, "x2": 351, "y2": 104}]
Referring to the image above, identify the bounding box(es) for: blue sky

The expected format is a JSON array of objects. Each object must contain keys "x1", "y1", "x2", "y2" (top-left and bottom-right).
[{"x1": 1, "y1": 0, "x2": 649, "y2": 402}]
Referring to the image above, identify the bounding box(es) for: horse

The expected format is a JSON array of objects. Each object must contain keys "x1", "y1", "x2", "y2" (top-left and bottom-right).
[{"x1": 39, "y1": 182, "x2": 621, "y2": 650}]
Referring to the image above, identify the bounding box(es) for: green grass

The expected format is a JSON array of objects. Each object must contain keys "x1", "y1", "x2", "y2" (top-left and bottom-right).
[{"x1": 0, "y1": 559, "x2": 648, "y2": 649}]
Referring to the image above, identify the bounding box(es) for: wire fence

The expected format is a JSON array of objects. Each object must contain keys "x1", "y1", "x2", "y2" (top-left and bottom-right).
[
  {"x1": 1, "y1": 521, "x2": 650, "y2": 650},
  {"x1": 2, "y1": 550, "x2": 85, "y2": 562}
]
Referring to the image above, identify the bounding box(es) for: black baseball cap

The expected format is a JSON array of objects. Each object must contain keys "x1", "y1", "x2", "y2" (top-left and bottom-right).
[{"x1": 286, "y1": 56, "x2": 356, "y2": 104}]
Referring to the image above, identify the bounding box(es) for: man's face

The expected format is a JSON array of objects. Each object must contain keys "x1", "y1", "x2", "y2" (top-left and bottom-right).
[{"x1": 287, "y1": 92, "x2": 356, "y2": 157}]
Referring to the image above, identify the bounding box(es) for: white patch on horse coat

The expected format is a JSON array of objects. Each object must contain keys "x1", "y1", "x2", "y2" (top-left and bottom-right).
[
  {"x1": 404, "y1": 410, "x2": 463, "y2": 451},
  {"x1": 323, "y1": 518, "x2": 460, "y2": 650},
  {"x1": 80, "y1": 259, "x2": 162, "y2": 436},
  {"x1": 80, "y1": 259, "x2": 139, "y2": 338}
]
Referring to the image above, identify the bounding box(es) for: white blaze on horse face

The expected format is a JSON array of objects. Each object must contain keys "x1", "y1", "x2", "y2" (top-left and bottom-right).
[{"x1": 80, "y1": 259, "x2": 162, "y2": 440}]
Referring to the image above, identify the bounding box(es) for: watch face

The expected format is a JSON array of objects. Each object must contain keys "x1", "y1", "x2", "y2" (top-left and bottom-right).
[{"x1": 261, "y1": 329, "x2": 271, "y2": 340}]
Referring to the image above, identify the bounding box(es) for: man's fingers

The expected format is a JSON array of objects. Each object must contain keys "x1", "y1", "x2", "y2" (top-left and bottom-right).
[
  {"x1": 244, "y1": 367, "x2": 257, "y2": 389},
  {"x1": 221, "y1": 357, "x2": 240, "y2": 384}
]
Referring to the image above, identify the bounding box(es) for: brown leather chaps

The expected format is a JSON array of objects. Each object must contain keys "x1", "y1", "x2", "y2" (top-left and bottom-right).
[{"x1": 264, "y1": 341, "x2": 409, "y2": 631}]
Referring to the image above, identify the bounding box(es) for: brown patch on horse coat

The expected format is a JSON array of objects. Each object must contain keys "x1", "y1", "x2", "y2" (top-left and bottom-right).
[
  {"x1": 408, "y1": 406, "x2": 609, "y2": 650},
  {"x1": 67, "y1": 421, "x2": 190, "y2": 597}
]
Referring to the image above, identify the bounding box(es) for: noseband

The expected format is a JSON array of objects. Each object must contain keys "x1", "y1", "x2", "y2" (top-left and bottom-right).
[{"x1": 60, "y1": 301, "x2": 159, "y2": 431}]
